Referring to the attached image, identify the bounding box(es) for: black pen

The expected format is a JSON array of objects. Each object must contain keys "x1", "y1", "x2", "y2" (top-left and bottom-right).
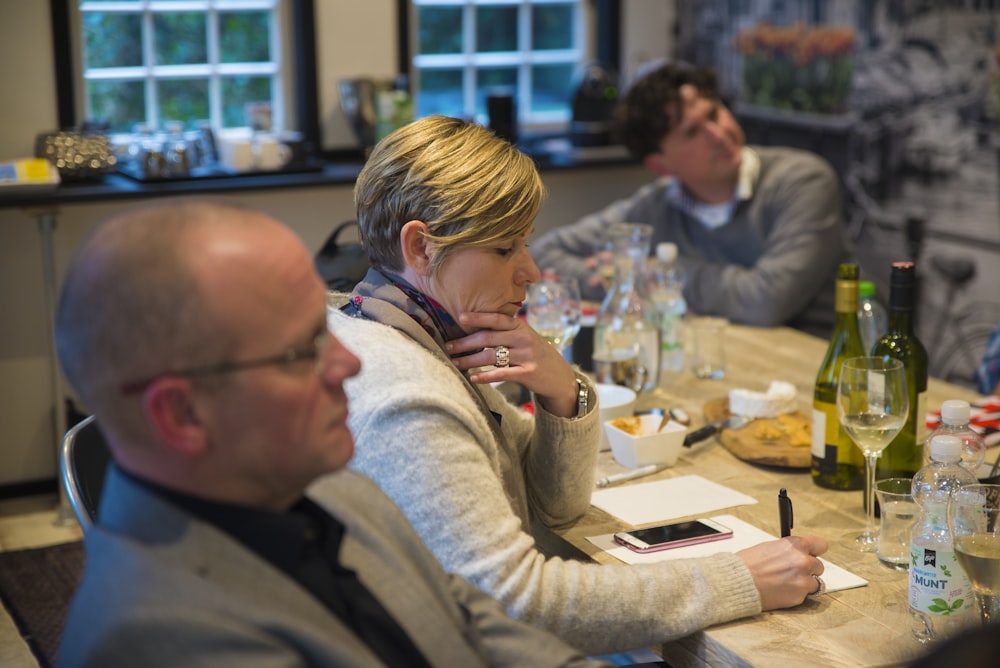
[{"x1": 778, "y1": 488, "x2": 793, "y2": 537}]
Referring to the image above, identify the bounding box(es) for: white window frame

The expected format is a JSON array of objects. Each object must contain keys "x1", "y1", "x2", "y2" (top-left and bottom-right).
[
  {"x1": 72, "y1": 0, "x2": 290, "y2": 135},
  {"x1": 409, "y1": 0, "x2": 589, "y2": 131}
]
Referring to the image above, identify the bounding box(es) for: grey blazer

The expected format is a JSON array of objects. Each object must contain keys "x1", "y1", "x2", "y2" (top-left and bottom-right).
[{"x1": 57, "y1": 466, "x2": 602, "y2": 667}]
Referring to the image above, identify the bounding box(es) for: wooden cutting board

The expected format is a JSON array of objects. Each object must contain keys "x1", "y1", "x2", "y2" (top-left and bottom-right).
[{"x1": 703, "y1": 397, "x2": 812, "y2": 469}]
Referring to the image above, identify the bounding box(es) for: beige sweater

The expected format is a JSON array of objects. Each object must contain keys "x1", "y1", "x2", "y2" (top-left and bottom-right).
[{"x1": 313, "y1": 305, "x2": 761, "y2": 655}]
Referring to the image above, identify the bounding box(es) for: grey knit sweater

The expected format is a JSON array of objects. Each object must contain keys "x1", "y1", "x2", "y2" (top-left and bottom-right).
[{"x1": 311, "y1": 303, "x2": 761, "y2": 655}]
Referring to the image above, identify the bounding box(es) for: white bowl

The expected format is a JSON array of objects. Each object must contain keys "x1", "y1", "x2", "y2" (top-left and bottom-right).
[
  {"x1": 596, "y1": 383, "x2": 637, "y2": 451},
  {"x1": 603, "y1": 414, "x2": 687, "y2": 469}
]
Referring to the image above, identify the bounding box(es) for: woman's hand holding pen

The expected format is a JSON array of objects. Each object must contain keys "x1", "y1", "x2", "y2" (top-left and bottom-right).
[
  {"x1": 446, "y1": 311, "x2": 579, "y2": 418},
  {"x1": 737, "y1": 534, "x2": 830, "y2": 610}
]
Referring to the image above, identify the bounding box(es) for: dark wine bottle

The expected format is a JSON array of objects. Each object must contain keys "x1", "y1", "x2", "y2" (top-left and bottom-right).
[
  {"x1": 811, "y1": 263, "x2": 865, "y2": 490},
  {"x1": 872, "y1": 262, "x2": 928, "y2": 481}
]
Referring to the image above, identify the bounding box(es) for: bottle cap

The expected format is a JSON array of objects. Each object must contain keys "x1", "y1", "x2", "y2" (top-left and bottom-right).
[
  {"x1": 940, "y1": 400, "x2": 971, "y2": 425},
  {"x1": 656, "y1": 242, "x2": 678, "y2": 264},
  {"x1": 859, "y1": 280, "x2": 876, "y2": 299},
  {"x1": 930, "y1": 434, "x2": 963, "y2": 463}
]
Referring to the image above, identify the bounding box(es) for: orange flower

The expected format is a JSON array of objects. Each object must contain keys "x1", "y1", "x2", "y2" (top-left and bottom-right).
[{"x1": 735, "y1": 22, "x2": 856, "y2": 64}]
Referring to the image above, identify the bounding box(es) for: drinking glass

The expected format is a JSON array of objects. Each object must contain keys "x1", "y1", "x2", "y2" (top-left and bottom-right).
[
  {"x1": 837, "y1": 356, "x2": 908, "y2": 552},
  {"x1": 526, "y1": 276, "x2": 582, "y2": 354},
  {"x1": 948, "y1": 483, "x2": 1000, "y2": 626}
]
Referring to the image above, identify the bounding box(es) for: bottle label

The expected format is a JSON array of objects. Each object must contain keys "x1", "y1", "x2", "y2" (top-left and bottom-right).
[
  {"x1": 834, "y1": 279, "x2": 859, "y2": 312},
  {"x1": 909, "y1": 545, "x2": 973, "y2": 619},
  {"x1": 915, "y1": 391, "x2": 928, "y2": 445},
  {"x1": 811, "y1": 402, "x2": 844, "y2": 474},
  {"x1": 811, "y1": 406, "x2": 828, "y2": 460}
]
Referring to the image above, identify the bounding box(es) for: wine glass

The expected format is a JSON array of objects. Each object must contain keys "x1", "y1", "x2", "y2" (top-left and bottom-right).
[
  {"x1": 837, "y1": 356, "x2": 909, "y2": 552},
  {"x1": 526, "y1": 275, "x2": 582, "y2": 354},
  {"x1": 948, "y1": 483, "x2": 1000, "y2": 626}
]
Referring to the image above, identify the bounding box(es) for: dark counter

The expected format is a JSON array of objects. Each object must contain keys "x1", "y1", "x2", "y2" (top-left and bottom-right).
[{"x1": 0, "y1": 140, "x2": 638, "y2": 210}]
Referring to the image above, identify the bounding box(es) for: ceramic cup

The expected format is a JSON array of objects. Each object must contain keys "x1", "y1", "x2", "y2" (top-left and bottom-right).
[
  {"x1": 595, "y1": 383, "x2": 637, "y2": 452},
  {"x1": 256, "y1": 136, "x2": 292, "y2": 170}
]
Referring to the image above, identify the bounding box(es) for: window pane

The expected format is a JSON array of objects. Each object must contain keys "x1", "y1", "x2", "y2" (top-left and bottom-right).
[
  {"x1": 476, "y1": 68, "x2": 517, "y2": 118},
  {"x1": 417, "y1": 7, "x2": 463, "y2": 55},
  {"x1": 87, "y1": 80, "x2": 145, "y2": 132},
  {"x1": 477, "y1": 6, "x2": 517, "y2": 52},
  {"x1": 221, "y1": 76, "x2": 272, "y2": 127},
  {"x1": 158, "y1": 78, "x2": 209, "y2": 126},
  {"x1": 83, "y1": 13, "x2": 142, "y2": 68},
  {"x1": 220, "y1": 11, "x2": 272, "y2": 63},
  {"x1": 531, "y1": 64, "x2": 574, "y2": 114},
  {"x1": 154, "y1": 12, "x2": 207, "y2": 65},
  {"x1": 416, "y1": 69, "x2": 464, "y2": 118},
  {"x1": 532, "y1": 4, "x2": 573, "y2": 50}
]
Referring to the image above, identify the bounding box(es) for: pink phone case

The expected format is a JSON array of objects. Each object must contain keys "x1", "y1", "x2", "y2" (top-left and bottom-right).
[{"x1": 614, "y1": 522, "x2": 733, "y2": 553}]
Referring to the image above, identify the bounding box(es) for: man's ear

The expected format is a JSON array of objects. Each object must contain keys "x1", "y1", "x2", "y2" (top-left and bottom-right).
[
  {"x1": 643, "y1": 152, "x2": 675, "y2": 178},
  {"x1": 399, "y1": 220, "x2": 432, "y2": 275},
  {"x1": 141, "y1": 378, "x2": 207, "y2": 457}
]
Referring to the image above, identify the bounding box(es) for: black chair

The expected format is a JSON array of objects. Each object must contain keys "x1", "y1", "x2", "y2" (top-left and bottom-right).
[
  {"x1": 60, "y1": 415, "x2": 111, "y2": 530},
  {"x1": 314, "y1": 220, "x2": 370, "y2": 292}
]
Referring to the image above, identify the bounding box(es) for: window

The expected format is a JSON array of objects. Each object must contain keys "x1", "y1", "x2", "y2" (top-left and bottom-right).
[
  {"x1": 68, "y1": 0, "x2": 293, "y2": 135},
  {"x1": 407, "y1": 0, "x2": 589, "y2": 131}
]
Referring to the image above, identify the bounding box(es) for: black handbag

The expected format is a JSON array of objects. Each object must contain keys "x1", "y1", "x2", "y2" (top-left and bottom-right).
[{"x1": 314, "y1": 220, "x2": 370, "y2": 291}]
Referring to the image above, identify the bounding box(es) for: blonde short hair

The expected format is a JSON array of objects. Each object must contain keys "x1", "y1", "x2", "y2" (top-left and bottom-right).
[{"x1": 354, "y1": 115, "x2": 545, "y2": 274}]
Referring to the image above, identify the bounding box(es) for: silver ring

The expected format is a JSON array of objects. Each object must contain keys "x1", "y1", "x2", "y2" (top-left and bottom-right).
[
  {"x1": 808, "y1": 575, "x2": 826, "y2": 597},
  {"x1": 494, "y1": 345, "x2": 511, "y2": 368}
]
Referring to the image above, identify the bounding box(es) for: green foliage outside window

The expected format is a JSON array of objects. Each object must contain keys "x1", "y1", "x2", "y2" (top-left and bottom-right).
[
  {"x1": 532, "y1": 64, "x2": 574, "y2": 113},
  {"x1": 154, "y1": 13, "x2": 208, "y2": 66},
  {"x1": 477, "y1": 7, "x2": 517, "y2": 52},
  {"x1": 417, "y1": 7, "x2": 462, "y2": 55},
  {"x1": 87, "y1": 80, "x2": 145, "y2": 133},
  {"x1": 83, "y1": 13, "x2": 142, "y2": 68},
  {"x1": 532, "y1": 5, "x2": 573, "y2": 50},
  {"x1": 222, "y1": 76, "x2": 272, "y2": 127},
  {"x1": 159, "y1": 79, "x2": 210, "y2": 126},
  {"x1": 220, "y1": 11, "x2": 271, "y2": 63}
]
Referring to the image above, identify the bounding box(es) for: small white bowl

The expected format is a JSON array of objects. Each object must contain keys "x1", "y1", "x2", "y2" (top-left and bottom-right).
[
  {"x1": 603, "y1": 414, "x2": 687, "y2": 469},
  {"x1": 595, "y1": 383, "x2": 637, "y2": 451}
]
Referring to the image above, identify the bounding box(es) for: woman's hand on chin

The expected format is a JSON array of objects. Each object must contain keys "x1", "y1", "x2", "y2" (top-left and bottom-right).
[{"x1": 445, "y1": 311, "x2": 578, "y2": 416}]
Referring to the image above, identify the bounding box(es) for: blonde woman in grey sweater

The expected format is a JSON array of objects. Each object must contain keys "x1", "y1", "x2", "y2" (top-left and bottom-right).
[{"x1": 311, "y1": 115, "x2": 828, "y2": 655}]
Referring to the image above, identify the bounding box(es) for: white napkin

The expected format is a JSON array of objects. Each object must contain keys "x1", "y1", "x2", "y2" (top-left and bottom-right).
[
  {"x1": 590, "y1": 474, "x2": 758, "y2": 525},
  {"x1": 587, "y1": 514, "x2": 867, "y2": 594}
]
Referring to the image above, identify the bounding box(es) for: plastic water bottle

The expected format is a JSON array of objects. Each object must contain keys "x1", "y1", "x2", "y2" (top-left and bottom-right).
[
  {"x1": 923, "y1": 400, "x2": 986, "y2": 474},
  {"x1": 857, "y1": 280, "x2": 887, "y2": 353},
  {"x1": 909, "y1": 434, "x2": 977, "y2": 643},
  {"x1": 648, "y1": 242, "x2": 686, "y2": 385}
]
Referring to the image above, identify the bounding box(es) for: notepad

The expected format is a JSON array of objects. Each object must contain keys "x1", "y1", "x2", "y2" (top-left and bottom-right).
[
  {"x1": 590, "y1": 474, "x2": 758, "y2": 525},
  {"x1": 587, "y1": 514, "x2": 868, "y2": 593}
]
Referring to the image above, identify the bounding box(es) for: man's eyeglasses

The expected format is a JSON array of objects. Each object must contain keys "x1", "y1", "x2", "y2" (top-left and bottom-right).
[{"x1": 120, "y1": 331, "x2": 329, "y2": 395}]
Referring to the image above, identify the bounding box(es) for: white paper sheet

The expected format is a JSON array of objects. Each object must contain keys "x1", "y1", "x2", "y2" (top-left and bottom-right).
[
  {"x1": 590, "y1": 474, "x2": 758, "y2": 525},
  {"x1": 587, "y1": 514, "x2": 868, "y2": 594}
]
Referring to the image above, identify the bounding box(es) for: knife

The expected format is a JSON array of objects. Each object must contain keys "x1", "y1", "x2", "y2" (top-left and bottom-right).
[{"x1": 683, "y1": 415, "x2": 751, "y2": 447}]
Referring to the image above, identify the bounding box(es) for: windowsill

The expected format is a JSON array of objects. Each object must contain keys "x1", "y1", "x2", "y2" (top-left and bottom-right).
[{"x1": 0, "y1": 137, "x2": 638, "y2": 210}]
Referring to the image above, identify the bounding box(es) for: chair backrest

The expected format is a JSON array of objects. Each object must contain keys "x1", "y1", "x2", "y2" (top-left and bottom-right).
[{"x1": 60, "y1": 415, "x2": 111, "y2": 531}]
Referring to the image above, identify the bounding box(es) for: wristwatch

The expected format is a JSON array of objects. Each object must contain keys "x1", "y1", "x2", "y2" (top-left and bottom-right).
[{"x1": 575, "y1": 376, "x2": 590, "y2": 418}]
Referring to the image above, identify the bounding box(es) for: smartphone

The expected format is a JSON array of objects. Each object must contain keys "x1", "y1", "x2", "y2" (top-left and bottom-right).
[{"x1": 613, "y1": 518, "x2": 733, "y2": 553}]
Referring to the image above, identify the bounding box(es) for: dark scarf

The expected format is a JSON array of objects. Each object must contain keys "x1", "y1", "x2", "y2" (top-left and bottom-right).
[{"x1": 341, "y1": 268, "x2": 467, "y2": 350}]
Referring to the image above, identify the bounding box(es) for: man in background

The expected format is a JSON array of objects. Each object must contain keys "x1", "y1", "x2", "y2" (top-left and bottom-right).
[
  {"x1": 54, "y1": 198, "x2": 604, "y2": 667},
  {"x1": 532, "y1": 62, "x2": 849, "y2": 338}
]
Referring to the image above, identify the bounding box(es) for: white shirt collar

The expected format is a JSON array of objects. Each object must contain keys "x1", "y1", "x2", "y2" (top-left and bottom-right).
[{"x1": 665, "y1": 147, "x2": 759, "y2": 230}]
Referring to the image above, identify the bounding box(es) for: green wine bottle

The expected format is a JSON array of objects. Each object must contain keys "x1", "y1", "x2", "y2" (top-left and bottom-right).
[
  {"x1": 811, "y1": 263, "x2": 865, "y2": 490},
  {"x1": 873, "y1": 262, "x2": 928, "y2": 480}
]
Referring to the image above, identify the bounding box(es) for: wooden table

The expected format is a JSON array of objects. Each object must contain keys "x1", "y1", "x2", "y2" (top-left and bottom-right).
[{"x1": 559, "y1": 324, "x2": 983, "y2": 667}]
